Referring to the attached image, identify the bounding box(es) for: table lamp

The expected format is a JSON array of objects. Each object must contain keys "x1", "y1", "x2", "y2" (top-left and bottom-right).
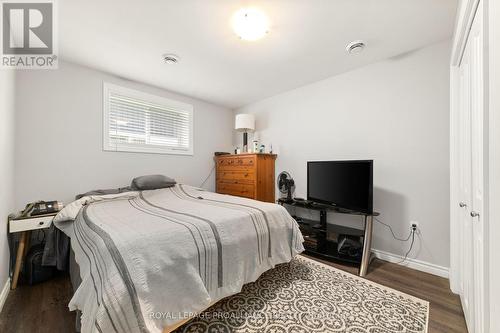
[{"x1": 235, "y1": 114, "x2": 255, "y2": 153}]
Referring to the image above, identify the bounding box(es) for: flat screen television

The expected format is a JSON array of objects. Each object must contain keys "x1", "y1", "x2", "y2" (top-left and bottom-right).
[{"x1": 307, "y1": 160, "x2": 373, "y2": 214}]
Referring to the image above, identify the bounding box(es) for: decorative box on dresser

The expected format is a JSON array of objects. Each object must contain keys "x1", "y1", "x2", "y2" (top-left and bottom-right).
[{"x1": 215, "y1": 153, "x2": 277, "y2": 203}]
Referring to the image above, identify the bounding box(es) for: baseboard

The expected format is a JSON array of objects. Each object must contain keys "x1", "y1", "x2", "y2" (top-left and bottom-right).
[
  {"x1": 372, "y1": 249, "x2": 449, "y2": 278},
  {"x1": 0, "y1": 278, "x2": 10, "y2": 314}
]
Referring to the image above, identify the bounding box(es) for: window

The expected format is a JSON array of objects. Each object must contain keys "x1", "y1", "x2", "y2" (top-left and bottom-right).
[{"x1": 103, "y1": 82, "x2": 194, "y2": 155}]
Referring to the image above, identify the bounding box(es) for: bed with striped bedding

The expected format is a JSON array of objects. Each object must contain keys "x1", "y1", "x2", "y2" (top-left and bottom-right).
[{"x1": 54, "y1": 184, "x2": 304, "y2": 333}]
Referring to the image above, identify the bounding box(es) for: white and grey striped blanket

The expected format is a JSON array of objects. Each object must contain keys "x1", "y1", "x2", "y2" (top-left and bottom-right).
[{"x1": 54, "y1": 184, "x2": 304, "y2": 333}]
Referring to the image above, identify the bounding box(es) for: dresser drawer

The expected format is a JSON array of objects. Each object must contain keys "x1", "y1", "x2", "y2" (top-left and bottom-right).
[
  {"x1": 9, "y1": 216, "x2": 54, "y2": 233},
  {"x1": 215, "y1": 153, "x2": 276, "y2": 202},
  {"x1": 217, "y1": 156, "x2": 256, "y2": 170},
  {"x1": 217, "y1": 170, "x2": 255, "y2": 183},
  {"x1": 217, "y1": 182, "x2": 255, "y2": 199}
]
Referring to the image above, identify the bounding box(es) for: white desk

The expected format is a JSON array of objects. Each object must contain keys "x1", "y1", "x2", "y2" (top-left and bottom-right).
[{"x1": 9, "y1": 213, "x2": 56, "y2": 289}]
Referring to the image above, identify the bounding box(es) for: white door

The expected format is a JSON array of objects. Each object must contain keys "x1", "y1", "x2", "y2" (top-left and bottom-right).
[
  {"x1": 456, "y1": 2, "x2": 485, "y2": 333},
  {"x1": 469, "y1": 3, "x2": 485, "y2": 332},
  {"x1": 458, "y1": 36, "x2": 474, "y2": 331}
]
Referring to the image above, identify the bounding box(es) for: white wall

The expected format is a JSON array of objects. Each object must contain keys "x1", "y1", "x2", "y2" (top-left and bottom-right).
[
  {"x1": 0, "y1": 70, "x2": 16, "y2": 294},
  {"x1": 235, "y1": 41, "x2": 451, "y2": 270},
  {"x1": 14, "y1": 61, "x2": 233, "y2": 207}
]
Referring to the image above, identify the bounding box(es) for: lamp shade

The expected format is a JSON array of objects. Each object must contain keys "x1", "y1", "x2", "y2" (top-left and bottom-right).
[{"x1": 235, "y1": 114, "x2": 255, "y2": 132}]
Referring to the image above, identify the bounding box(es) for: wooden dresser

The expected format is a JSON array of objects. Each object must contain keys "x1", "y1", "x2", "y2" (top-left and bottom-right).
[{"x1": 215, "y1": 153, "x2": 277, "y2": 203}]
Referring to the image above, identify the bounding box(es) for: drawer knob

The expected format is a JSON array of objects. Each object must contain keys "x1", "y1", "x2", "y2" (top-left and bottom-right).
[{"x1": 39, "y1": 221, "x2": 44, "y2": 225}]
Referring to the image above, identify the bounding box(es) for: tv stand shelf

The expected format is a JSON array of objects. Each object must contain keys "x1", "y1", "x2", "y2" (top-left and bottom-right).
[
  {"x1": 278, "y1": 198, "x2": 379, "y2": 277},
  {"x1": 279, "y1": 198, "x2": 380, "y2": 216},
  {"x1": 295, "y1": 217, "x2": 364, "y2": 265}
]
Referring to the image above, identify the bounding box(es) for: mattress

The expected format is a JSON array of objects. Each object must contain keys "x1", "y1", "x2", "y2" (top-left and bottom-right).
[{"x1": 55, "y1": 184, "x2": 304, "y2": 333}]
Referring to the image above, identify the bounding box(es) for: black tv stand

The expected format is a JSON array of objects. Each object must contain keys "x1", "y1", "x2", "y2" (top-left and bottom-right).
[
  {"x1": 312, "y1": 210, "x2": 327, "y2": 229},
  {"x1": 278, "y1": 198, "x2": 379, "y2": 277}
]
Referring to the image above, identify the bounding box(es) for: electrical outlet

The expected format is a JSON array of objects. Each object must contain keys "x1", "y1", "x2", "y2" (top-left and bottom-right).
[{"x1": 410, "y1": 221, "x2": 419, "y2": 231}]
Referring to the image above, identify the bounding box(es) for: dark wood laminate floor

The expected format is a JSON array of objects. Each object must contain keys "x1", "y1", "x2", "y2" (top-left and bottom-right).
[
  {"x1": 0, "y1": 258, "x2": 467, "y2": 333},
  {"x1": 0, "y1": 273, "x2": 76, "y2": 333}
]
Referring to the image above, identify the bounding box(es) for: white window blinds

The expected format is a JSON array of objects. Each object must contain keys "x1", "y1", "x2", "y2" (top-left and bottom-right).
[{"x1": 103, "y1": 83, "x2": 194, "y2": 155}]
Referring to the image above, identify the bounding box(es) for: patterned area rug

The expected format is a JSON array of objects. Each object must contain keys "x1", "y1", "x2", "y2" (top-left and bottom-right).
[{"x1": 176, "y1": 256, "x2": 429, "y2": 333}]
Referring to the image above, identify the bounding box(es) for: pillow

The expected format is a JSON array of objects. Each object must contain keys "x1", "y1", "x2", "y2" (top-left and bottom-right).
[{"x1": 130, "y1": 175, "x2": 176, "y2": 191}]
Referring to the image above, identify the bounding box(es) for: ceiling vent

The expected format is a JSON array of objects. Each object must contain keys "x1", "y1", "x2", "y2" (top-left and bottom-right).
[
  {"x1": 162, "y1": 54, "x2": 180, "y2": 64},
  {"x1": 346, "y1": 41, "x2": 366, "y2": 54}
]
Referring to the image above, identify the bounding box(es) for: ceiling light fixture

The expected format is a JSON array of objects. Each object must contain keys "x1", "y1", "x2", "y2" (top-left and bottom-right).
[
  {"x1": 231, "y1": 8, "x2": 269, "y2": 41},
  {"x1": 346, "y1": 40, "x2": 366, "y2": 54},
  {"x1": 162, "y1": 53, "x2": 180, "y2": 64}
]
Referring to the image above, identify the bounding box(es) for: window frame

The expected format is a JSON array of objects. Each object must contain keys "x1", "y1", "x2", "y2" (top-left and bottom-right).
[{"x1": 102, "y1": 82, "x2": 194, "y2": 155}]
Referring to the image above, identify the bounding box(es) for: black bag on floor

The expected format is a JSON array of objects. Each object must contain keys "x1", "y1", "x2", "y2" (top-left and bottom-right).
[{"x1": 23, "y1": 243, "x2": 55, "y2": 285}]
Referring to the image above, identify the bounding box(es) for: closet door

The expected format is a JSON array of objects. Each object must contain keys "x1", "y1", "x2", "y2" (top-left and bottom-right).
[
  {"x1": 469, "y1": 3, "x2": 485, "y2": 333},
  {"x1": 456, "y1": 2, "x2": 484, "y2": 333},
  {"x1": 458, "y1": 38, "x2": 474, "y2": 331}
]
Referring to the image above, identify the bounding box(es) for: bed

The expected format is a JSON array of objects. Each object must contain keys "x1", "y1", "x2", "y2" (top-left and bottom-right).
[{"x1": 54, "y1": 184, "x2": 304, "y2": 333}]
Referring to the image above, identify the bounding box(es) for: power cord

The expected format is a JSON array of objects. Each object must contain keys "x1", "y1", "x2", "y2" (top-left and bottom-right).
[
  {"x1": 374, "y1": 217, "x2": 413, "y2": 242},
  {"x1": 374, "y1": 217, "x2": 417, "y2": 264},
  {"x1": 396, "y1": 229, "x2": 416, "y2": 264},
  {"x1": 199, "y1": 165, "x2": 216, "y2": 188}
]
